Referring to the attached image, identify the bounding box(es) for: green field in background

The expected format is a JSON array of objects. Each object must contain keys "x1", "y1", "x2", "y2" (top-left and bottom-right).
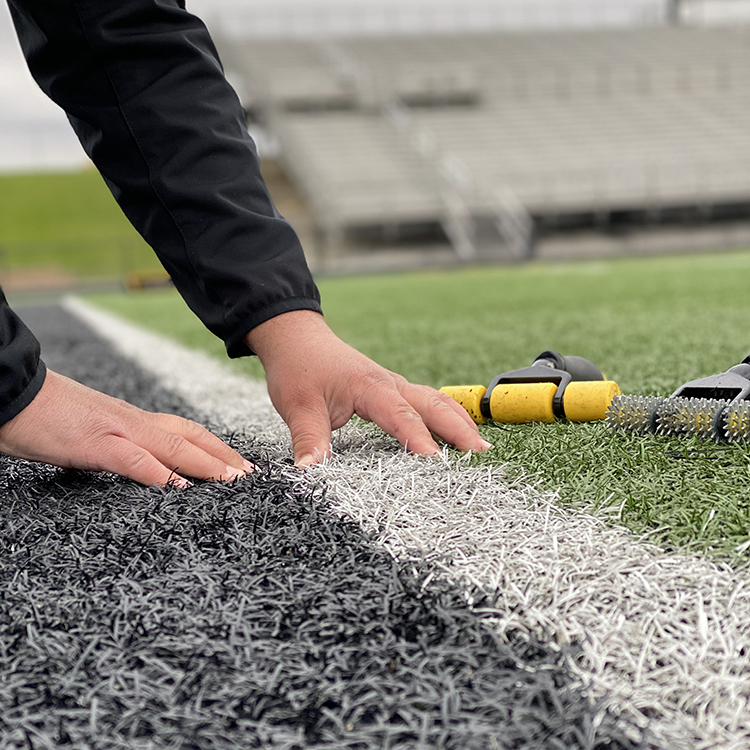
[
  {"x1": 0, "y1": 171, "x2": 160, "y2": 277},
  {"x1": 89, "y1": 250, "x2": 750, "y2": 563}
]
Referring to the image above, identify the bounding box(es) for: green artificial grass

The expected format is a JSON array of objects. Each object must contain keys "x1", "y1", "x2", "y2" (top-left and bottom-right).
[
  {"x1": 87, "y1": 249, "x2": 750, "y2": 563},
  {"x1": 0, "y1": 171, "x2": 159, "y2": 277},
  {"x1": 471, "y1": 422, "x2": 750, "y2": 562}
]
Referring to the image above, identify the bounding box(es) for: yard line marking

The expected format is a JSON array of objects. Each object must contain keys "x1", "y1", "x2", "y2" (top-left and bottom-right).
[{"x1": 67, "y1": 296, "x2": 750, "y2": 750}]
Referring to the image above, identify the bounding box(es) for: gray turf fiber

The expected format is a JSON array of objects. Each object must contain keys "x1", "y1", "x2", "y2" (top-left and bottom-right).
[{"x1": 0, "y1": 306, "x2": 653, "y2": 749}]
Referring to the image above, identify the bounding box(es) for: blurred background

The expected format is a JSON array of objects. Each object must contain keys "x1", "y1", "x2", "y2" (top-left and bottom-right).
[{"x1": 2, "y1": 0, "x2": 750, "y2": 289}]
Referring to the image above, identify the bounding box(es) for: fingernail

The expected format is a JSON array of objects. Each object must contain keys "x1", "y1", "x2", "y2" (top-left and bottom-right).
[
  {"x1": 171, "y1": 476, "x2": 193, "y2": 489},
  {"x1": 242, "y1": 459, "x2": 256, "y2": 472},
  {"x1": 295, "y1": 454, "x2": 316, "y2": 469},
  {"x1": 479, "y1": 439, "x2": 494, "y2": 451}
]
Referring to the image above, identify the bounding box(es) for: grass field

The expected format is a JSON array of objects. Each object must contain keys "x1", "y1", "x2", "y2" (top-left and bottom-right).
[
  {"x1": 0, "y1": 171, "x2": 160, "y2": 278},
  {"x1": 0, "y1": 166, "x2": 304, "y2": 282},
  {"x1": 88, "y1": 249, "x2": 750, "y2": 564}
]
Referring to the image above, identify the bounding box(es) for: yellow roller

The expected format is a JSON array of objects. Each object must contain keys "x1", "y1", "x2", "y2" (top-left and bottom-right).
[
  {"x1": 563, "y1": 381, "x2": 621, "y2": 422},
  {"x1": 440, "y1": 351, "x2": 619, "y2": 427},
  {"x1": 489, "y1": 382, "x2": 558, "y2": 424},
  {"x1": 439, "y1": 385, "x2": 487, "y2": 424}
]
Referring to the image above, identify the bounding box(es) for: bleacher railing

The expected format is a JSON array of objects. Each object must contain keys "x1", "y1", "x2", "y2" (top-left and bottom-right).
[{"x1": 385, "y1": 100, "x2": 534, "y2": 261}]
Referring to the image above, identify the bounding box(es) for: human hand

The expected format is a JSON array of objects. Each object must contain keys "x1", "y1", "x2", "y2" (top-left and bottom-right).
[
  {"x1": 245, "y1": 310, "x2": 492, "y2": 467},
  {"x1": 0, "y1": 369, "x2": 253, "y2": 486}
]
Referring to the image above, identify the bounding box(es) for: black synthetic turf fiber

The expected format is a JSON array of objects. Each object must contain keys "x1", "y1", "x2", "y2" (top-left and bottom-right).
[{"x1": 0, "y1": 307, "x2": 655, "y2": 749}]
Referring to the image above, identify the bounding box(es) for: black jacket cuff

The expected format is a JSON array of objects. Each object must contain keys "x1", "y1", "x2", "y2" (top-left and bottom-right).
[{"x1": 0, "y1": 360, "x2": 47, "y2": 426}]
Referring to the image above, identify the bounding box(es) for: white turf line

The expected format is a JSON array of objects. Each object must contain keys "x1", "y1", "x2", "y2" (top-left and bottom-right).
[{"x1": 66, "y1": 297, "x2": 750, "y2": 750}]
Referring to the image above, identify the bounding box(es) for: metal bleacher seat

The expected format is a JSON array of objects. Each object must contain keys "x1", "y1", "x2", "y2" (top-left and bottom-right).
[
  {"x1": 272, "y1": 112, "x2": 441, "y2": 228},
  {"x1": 217, "y1": 25, "x2": 750, "y2": 259}
]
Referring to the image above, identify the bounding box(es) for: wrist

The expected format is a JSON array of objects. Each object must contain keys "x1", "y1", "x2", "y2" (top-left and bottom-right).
[{"x1": 244, "y1": 309, "x2": 329, "y2": 364}]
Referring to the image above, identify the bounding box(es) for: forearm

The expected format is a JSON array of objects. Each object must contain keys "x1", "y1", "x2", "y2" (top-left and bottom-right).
[
  {"x1": 7, "y1": 0, "x2": 490, "y2": 468},
  {"x1": 8, "y1": 0, "x2": 321, "y2": 357}
]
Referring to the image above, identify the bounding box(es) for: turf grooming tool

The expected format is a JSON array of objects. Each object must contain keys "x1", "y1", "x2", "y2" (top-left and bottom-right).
[
  {"x1": 607, "y1": 356, "x2": 750, "y2": 442},
  {"x1": 440, "y1": 351, "x2": 620, "y2": 425}
]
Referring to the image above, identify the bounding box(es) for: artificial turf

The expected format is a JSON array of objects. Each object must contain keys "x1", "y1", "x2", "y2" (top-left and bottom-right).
[
  {"x1": 0, "y1": 306, "x2": 653, "y2": 749},
  {"x1": 85, "y1": 250, "x2": 750, "y2": 564},
  {"x1": 52, "y1": 296, "x2": 750, "y2": 748}
]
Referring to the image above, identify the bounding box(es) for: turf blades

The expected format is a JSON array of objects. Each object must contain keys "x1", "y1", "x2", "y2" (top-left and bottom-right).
[
  {"x1": 0, "y1": 452, "x2": 648, "y2": 749},
  {"x1": 0, "y1": 305, "x2": 650, "y2": 750},
  {"x1": 70, "y1": 296, "x2": 750, "y2": 750}
]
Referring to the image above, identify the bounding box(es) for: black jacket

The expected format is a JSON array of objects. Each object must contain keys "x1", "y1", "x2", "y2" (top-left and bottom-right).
[{"x1": 1, "y1": 0, "x2": 321, "y2": 424}]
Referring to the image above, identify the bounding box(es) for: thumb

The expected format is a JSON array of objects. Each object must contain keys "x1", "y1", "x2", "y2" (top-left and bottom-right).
[{"x1": 284, "y1": 397, "x2": 333, "y2": 468}]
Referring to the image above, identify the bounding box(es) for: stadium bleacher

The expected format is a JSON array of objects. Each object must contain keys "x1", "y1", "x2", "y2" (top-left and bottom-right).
[{"x1": 217, "y1": 26, "x2": 750, "y2": 265}]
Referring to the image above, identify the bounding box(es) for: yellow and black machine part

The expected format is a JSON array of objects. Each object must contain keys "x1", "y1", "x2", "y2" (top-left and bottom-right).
[{"x1": 441, "y1": 350, "x2": 621, "y2": 426}]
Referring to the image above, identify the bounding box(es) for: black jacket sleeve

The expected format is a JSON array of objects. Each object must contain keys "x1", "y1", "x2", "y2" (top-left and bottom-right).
[
  {"x1": 7, "y1": 0, "x2": 322, "y2": 358},
  {"x1": 0, "y1": 289, "x2": 46, "y2": 425}
]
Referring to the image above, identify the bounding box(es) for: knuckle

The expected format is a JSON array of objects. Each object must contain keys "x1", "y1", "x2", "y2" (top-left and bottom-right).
[
  {"x1": 360, "y1": 370, "x2": 387, "y2": 388},
  {"x1": 426, "y1": 390, "x2": 453, "y2": 411},
  {"x1": 181, "y1": 418, "x2": 210, "y2": 438},
  {"x1": 359, "y1": 369, "x2": 398, "y2": 399},
  {"x1": 433, "y1": 388, "x2": 456, "y2": 405},
  {"x1": 391, "y1": 372, "x2": 409, "y2": 388},
  {"x1": 89, "y1": 414, "x2": 132, "y2": 444},
  {"x1": 116, "y1": 448, "x2": 154, "y2": 476},
  {"x1": 161, "y1": 430, "x2": 188, "y2": 457},
  {"x1": 288, "y1": 385, "x2": 314, "y2": 408},
  {"x1": 126, "y1": 450, "x2": 151, "y2": 472},
  {"x1": 392, "y1": 401, "x2": 422, "y2": 424},
  {"x1": 271, "y1": 382, "x2": 310, "y2": 413}
]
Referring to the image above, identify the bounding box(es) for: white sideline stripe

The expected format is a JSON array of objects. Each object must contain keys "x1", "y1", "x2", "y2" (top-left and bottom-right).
[{"x1": 66, "y1": 296, "x2": 750, "y2": 750}]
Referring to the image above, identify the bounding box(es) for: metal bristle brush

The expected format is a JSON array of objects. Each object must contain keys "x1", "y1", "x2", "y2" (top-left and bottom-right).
[{"x1": 606, "y1": 356, "x2": 750, "y2": 442}]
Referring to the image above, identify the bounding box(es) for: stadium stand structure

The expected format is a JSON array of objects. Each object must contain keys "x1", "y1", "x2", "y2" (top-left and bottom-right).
[{"x1": 217, "y1": 26, "x2": 750, "y2": 267}]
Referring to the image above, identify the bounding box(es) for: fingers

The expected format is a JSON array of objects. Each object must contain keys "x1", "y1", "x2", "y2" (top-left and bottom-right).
[
  {"x1": 358, "y1": 383, "x2": 441, "y2": 455},
  {"x1": 282, "y1": 397, "x2": 333, "y2": 467},
  {"x1": 244, "y1": 310, "x2": 492, "y2": 465},
  {"x1": 150, "y1": 413, "x2": 255, "y2": 473},
  {"x1": 98, "y1": 435, "x2": 195, "y2": 488},
  {"x1": 122, "y1": 414, "x2": 252, "y2": 484},
  {"x1": 401, "y1": 384, "x2": 492, "y2": 452},
  {"x1": 356, "y1": 377, "x2": 491, "y2": 456},
  {"x1": 0, "y1": 369, "x2": 254, "y2": 488}
]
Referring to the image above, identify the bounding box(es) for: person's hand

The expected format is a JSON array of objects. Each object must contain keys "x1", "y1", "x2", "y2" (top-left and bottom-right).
[
  {"x1": 0, "y1": 369, "x2": 253, "y2": 486},
  {"x1": 245, "y1": 310, "x2": 492, "y2": 467}
]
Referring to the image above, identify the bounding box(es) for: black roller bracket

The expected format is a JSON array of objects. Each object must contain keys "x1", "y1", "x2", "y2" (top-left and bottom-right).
[{"x1": 480, "y1": 351, "x2": 604, "y2": 421}]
